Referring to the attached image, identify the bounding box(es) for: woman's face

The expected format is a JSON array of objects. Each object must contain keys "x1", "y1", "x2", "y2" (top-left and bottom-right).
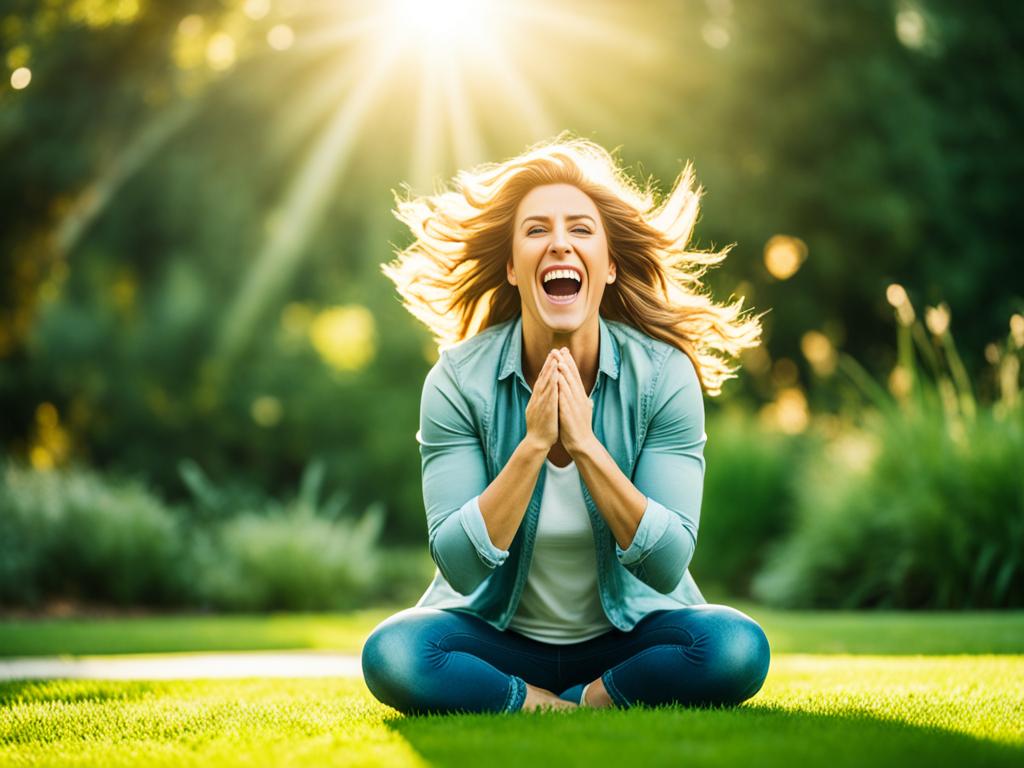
[{"x1": 508, "y1": 183, "x2": 616, "y2": 336}]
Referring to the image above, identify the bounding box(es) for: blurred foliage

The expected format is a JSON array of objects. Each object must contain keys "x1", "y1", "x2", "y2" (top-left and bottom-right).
[
  {"x1": 0, "y1": 0, "x2": 1021, "y2": 561},
  {"x1": 689, "y1": 407, "x2": 811, "y2": 597},
  {"x1": 753, "y1": 298, "x2": 1024, "y2": 609},
  {"x1": 188, "y1": 459, "x2": 388, "y2": 611},
  {"x1": 0, "y1": 460, "x2": 188, "y2": 607},
  {"x1": 0, "y1": 0, "x2": 1019, "y2": 618},
  {"x1": 0, "y1": 457, "x2": 428, "y2": 611},
  {"x1": 2, "y1": 289, "x2": 1022, "y2": 610}
]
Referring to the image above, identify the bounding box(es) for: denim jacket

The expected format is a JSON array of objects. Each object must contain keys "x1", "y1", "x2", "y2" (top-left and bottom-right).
[{"x1": 413, "y1": 312, "x2": 707, "y2": 632}]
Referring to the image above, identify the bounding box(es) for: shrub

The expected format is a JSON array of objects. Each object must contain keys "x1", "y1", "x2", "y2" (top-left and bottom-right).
[
  {"x1": 0, "y1": 461, "x2": 187, "y2": 607},
  {"x1": 753, "y1": 300, "x2": 1024, "y2": 609},
  {"x1": 188, "y1": 461, "x2": 388, "y2": 611},
  {"x1": 0, "y1": 458, "x2": 405, "y2": 612},
  {"x1": 689, "y1": 407, "x2": 808, "y2": 598}
]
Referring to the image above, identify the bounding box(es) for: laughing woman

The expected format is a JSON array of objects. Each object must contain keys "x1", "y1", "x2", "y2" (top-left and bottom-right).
[{"x1": 363, "y1": 135, "x2": 769, "y2": 714}]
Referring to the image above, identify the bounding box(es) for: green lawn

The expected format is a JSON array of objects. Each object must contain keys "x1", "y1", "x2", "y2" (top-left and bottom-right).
[
  {"x1": 4, "y1": 601, "x2": 1024, "y2": 657},
  {"x1": 2, "y1": 604, "x2": 1023, "y2": 767}
]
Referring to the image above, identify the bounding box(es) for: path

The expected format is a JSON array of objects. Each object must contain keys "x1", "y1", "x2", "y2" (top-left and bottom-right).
[{"x1": 0, "y1": 652, "x2": 363, "y2": 680}]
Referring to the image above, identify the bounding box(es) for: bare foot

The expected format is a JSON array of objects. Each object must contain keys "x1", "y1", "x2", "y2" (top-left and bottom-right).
[
  {"x1": 582, "y1": 676, "x2": 614, "y2": 708},
  {"x1": 522, "y1": 683, "x2": 578, "y2": 712}
]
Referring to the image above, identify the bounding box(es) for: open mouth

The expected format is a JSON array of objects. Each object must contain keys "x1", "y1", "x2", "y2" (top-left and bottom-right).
[{"x1": 540, "y1": 269, "x2": 582, "y2": 305}]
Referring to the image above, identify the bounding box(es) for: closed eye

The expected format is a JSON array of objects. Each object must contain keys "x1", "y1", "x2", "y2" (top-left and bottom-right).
[{"x1": 527, "y1": 226, "x2": 592, "y2": 235}]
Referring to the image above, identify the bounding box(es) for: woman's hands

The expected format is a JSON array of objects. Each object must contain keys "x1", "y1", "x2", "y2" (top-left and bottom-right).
[
  {"x1": 554, "y1": 348, "x2": 596, "y2": 456},
  {"x1": 525, "y1": 348, "x2": 597, "y2": 455},
  {"x1": 525, "y1": 351, "x2": 560, "y2": 449}
]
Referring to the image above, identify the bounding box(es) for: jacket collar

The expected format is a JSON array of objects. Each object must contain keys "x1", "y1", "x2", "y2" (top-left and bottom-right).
[{"x1": 498, "y1": 313, "x2": 620, "y2": 387}]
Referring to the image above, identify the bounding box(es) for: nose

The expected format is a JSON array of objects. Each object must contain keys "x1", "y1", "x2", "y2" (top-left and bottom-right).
[{"x1": 548, "y1": 228, "x2": 573, "y2": 256}]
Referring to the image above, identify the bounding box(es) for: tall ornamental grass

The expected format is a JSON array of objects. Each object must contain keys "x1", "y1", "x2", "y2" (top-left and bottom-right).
[{"x1": 754, "y1": 295, "x2": 1024, "y2": 609}]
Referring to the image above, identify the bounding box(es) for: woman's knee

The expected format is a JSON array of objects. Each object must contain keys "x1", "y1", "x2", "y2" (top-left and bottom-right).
[
  {"x1": 698, "y1": 605, "x2": 771, "y2": 704},
  {"x1": 361, "y1": 608, "x2": 445, "y2": 710}
]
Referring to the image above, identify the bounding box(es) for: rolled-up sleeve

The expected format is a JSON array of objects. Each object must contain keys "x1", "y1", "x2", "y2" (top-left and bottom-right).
[
  {"x1": 617, "y1": 349, "x2": 706, "y2": 593},
  {"x1": 417, "y1": 353, "x2": 509, "y2": 595}
]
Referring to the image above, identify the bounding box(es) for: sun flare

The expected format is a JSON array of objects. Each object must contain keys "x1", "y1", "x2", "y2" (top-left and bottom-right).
[{"x1": 387, "y1": 0, "x2": 502, "y2": 55}]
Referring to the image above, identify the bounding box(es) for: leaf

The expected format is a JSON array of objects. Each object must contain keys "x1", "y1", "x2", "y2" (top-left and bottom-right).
[{"x1": 298, "y1": 460, "x2": 326, "y2": 509}]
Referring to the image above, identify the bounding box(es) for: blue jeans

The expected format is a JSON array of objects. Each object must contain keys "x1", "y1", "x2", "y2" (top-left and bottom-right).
[{"x1": 361, "y1": 603, "x2": 770, "y2": 714}]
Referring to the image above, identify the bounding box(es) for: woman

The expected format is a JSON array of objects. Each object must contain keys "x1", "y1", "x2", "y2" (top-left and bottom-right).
[{"x1": 363, "y1": 135, "x2": 769, "y2": 714}]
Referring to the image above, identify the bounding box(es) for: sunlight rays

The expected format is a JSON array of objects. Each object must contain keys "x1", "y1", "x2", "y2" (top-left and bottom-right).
[
  {"x1": 440, "y1": 54, "x2": 487, "y2": 172},
  {"x1": 216, "y1": 33, "x2": 407, "y2": 362},
  {"x1": 50, "y1": 0, "x2": 670, "y2": 367},
  {"x1": 77, "y1": 0, "x2": 663, "y2": 368},
  {"x1": 410, "y1": 52, "x2": 445, "y2": 193}
]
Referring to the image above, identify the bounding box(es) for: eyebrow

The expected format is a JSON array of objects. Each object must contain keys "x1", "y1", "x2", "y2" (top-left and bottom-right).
[{"x1": 520, "y1": 214, "x2": 597, "y2": 229}]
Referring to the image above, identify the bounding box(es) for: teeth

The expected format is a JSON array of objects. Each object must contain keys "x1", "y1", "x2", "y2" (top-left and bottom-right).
[{"x1": 542, "y1": 269, "x2": 582, "y2": 284}]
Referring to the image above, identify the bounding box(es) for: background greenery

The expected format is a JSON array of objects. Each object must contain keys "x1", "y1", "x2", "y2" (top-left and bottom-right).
[{"x1": 1, "y1": 0, "x2": 1021, "y2": 611}]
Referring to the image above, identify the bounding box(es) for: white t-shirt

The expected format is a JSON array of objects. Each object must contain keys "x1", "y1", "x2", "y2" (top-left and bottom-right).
[{"x1": 507, "y1": 458, "x2": 615, "y2": 644}]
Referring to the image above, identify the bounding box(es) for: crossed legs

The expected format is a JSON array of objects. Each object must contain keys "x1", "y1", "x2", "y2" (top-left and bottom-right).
[{"x1": 361, "y1": 604, "x2": 770, "y2": 715}]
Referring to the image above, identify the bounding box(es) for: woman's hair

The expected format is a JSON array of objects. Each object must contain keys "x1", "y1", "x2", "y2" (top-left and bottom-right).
[{"x1": 381, "y1": 133, "x2": 764, "y2": 396}]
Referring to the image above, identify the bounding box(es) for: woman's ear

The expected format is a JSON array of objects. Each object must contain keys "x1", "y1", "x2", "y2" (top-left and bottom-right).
[
  {"x1": 507, "y1": 259, "x2": 517, "y2": 286},
  {"x1": 607, "y1": 262, "x2": 616, "y2": 284}
]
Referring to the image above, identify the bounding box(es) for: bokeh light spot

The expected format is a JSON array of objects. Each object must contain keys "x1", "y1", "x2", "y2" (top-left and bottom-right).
[
  {"x1": 1010, "y1": 313, "x2": 1024, "y2": 349},
  {"x1": 30, "y1": 446, "x2": 54, "y2": 470},
  {"x1": 178, "y1": 14, "x2": 204, "y2": 37},
  {"x1": 251, "y1": 395, "x2": 283, "y2": 427},
  {"x1": 309, "y1": 305, "x2": 376, "y2": 371},
  {"x1": 207, "y1": 32, "x2": 237, "y2": 71},
  {"x1": 244, "y1": 0, "x2": 272, "y2": 21},
  {"x1": 895, "y1": 4, "x2": 926, "y2": 49},
  {"x1": 267, "y1": 24, "x2": 295, "y2": 51},
  {"x1": 701, "y1": 21, "x2": 730, "y2": 49},
  {"x1": 764, "y1": 235, "x2": 807, "y2": 280},
  {"x1": 10, "y1": 67, "x2": 31, "y2": 90},
  {"x1": 801, "y1": 331, "x2": 837, "y2": 376},
  {"x1": 6, "y1": 44, "x2": 30, "y2": 70},
  {"x1": 760, "y1": 387, "x2": 809, "y2": 434}
]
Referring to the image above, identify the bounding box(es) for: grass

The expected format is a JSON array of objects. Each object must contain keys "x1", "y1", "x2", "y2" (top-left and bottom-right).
[
  {"x1": 1, "y1": 603, "x2": 1023, "y2": 766},
  {"x1": 1, "y1": 657, "x2": 1021, "y2": 767},
  {"x1": 2, "y1": 600, "x2": 1024, "y2": 657},
  {"x1": 0, "y1": 606, "x2": 399, "y2": 658}
]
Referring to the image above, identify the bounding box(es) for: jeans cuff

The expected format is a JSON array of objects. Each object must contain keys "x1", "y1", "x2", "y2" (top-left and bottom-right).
[
  {"x1": 601, "y1": 670, "x2": 630, "y2": 708},
  {"x1": 504, "y1": 675, "x2": 527, "y2": 713}
]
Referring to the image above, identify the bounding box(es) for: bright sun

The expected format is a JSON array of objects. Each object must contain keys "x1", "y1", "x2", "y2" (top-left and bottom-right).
[{"x1": 387, "y1": 0, "x2": 501, "y2": 55}]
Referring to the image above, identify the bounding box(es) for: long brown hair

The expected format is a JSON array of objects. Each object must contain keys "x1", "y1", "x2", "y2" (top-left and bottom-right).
[{"x1": 381, "y1": 133, "x2": 763, "y2": 395}]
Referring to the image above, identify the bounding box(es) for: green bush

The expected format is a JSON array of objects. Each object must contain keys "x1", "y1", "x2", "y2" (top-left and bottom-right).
[
  {"x1": 689, "y1": 408, "x2": 808, "y2": 597},
  {"x1": 753, "y1": 302, "x2": 1024, "y2": 609},
  {"x1": 188, "y1": 461, "x2": 388, "y2": 611},
  {"x1": 753, "y1": 404, "x2": 1024, "y2": 609},
  {"x1": 0, "y1": 459, "x2": 416, "y2": 612},
  {"x1": 0, "y1": 461, "x2": 187, "y2": 607}
]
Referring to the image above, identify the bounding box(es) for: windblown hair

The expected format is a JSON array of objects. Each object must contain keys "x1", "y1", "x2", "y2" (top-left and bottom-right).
[{"x1": 381, "y1": 134, "x2": 764, "y2": 396}]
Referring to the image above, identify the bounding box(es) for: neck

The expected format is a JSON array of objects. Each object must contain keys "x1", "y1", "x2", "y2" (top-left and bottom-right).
[{"x1": 521, "y1": 312, "x2": 600, "y2": 395}]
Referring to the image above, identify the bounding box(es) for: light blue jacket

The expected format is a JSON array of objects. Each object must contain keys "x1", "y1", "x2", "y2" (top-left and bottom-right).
[{"x1": 413, "y1": 312, "x2": 707, "y2": 632}]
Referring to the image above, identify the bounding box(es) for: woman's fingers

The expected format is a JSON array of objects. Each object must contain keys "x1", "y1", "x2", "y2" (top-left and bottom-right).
[
  {"x1": 541, "y1": 359, "x2": 556, "y2": 390},
  {"x1": 557, "y1": 351, "x2": 587, "y2": 400},
  {"x1": 535, "y1": 357, "x2": 552, "y2": 390},
  {"x1": 541, "y1": 353, "x2": 559, "y2": 387}
]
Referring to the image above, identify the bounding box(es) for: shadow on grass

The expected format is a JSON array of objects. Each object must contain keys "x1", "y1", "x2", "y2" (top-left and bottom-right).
[{"x1": 384, "y1": 703, "x2": 1023, "y2": 768}]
